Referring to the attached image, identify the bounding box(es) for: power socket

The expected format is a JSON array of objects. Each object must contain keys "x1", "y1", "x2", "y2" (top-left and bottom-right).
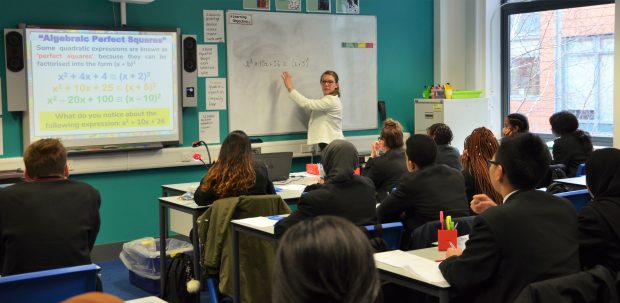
[
  {"x1": 252, "y1": 147, "x2": 261, "y2": 154},
  {"x1": 300, "y1": 144, "x2": 314, "y2": 153},
  {"x1": 181, "y1": 152, "x2": 193, "y2": 162}
]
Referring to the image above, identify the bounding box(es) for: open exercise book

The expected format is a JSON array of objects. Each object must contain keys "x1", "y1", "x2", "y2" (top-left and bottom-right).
[{"x1": 374, "y1": 250, "x2": 448, "y2": 284}]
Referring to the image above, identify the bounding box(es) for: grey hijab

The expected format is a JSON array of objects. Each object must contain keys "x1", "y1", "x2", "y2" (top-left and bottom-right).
[{"x1": 322, "y1": 139, "x2": 359, "y2": 184}]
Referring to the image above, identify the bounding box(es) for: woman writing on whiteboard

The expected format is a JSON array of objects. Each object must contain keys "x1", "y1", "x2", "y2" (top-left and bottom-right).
[{"x1": 281, "y1": 71, "x2": 344, "y2": 151}]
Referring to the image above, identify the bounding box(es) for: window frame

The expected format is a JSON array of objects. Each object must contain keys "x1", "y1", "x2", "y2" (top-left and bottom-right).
[{"x1": 500, "y1": 0, "x2": 614, "y2": 146}]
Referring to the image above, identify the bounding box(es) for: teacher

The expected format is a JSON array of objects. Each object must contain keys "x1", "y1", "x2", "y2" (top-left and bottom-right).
[{"x1": 282, "y1": 70, "x2": 344, "y2": 151}]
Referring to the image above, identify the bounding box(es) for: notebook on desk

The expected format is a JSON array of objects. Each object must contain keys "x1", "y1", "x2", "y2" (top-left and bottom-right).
[{"x1": 254, "y1": 152, "x2": 294, "y2": 182}]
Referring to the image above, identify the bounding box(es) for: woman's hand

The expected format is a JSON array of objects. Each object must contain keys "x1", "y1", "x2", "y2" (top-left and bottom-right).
[
  {"x1": 281, "y1": 71, "x2": 294, "y2": 92},
  {"x1": 370, "y1": 140, "x2": 383, "y2": 158}
]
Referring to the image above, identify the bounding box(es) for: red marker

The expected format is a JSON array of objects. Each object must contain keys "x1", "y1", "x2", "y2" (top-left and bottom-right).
[{"x1": 439, "y1": 210, "x2": 444, "y2": 230}]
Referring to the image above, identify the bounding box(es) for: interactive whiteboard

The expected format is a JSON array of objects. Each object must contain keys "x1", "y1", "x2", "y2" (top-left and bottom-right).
[{"x1": 226, "y1": 10, "x2": 377, "y2": 136}]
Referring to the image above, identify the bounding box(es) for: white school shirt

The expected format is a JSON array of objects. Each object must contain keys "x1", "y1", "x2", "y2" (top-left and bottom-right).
[{"x1": 289, "y1": 89, "x2": 344, "y2": 145}]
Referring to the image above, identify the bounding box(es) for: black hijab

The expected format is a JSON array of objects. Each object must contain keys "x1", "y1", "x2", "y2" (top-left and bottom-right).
[
  {"x1": 322, "y1": 139, "x2": 359, "y2": 184},
  {"x1": 585, "y1": 148, "x2": 620, "y2": 237}
]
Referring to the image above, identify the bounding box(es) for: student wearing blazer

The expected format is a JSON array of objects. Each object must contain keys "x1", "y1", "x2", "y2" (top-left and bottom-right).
[
  {"x1": 440, "y1": 133, "x2": 579, "y2": 303},
  {"x1": 281, "y1": 71, "x2": 344, "y2": 150},
  {"x1": 549, "y1": 111, "x2": 593, "y2": 177},
  {"x1": 274, "y1": 140, "x2": 376, "y2": 237},
  {"x1": 362, "y1": 118, "x2": 407, "y2": 202}
]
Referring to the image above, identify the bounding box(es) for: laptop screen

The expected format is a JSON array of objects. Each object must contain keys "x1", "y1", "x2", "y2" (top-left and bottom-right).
[{"x1": 253, "y1": 152, "x2": 293, "y2": 181}]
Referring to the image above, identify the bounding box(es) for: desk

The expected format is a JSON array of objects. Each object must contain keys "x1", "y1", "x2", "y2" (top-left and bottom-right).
[
  {"x1": 158, "y1": 196, "x2": 207, "y2": 302},
  {"x1": 229, "y1": 217, "x2": 281, "y2": 303},
  {"x1": 555, "y1": 175, "x2": 586, "y2": 187},
  {"x1": 375, "y1": 247, "x2": 452, "y2": 303},
  {"x1": 161, "y1": 173, "x2": 319, "y2": 235}
]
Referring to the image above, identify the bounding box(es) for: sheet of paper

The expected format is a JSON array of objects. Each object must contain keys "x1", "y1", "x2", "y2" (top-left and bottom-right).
[
  {"x1": 203, "y1": 10, "x2": 225, "y2": 43},
  {"x1": 126, "y1": 296, "x2": 168, "y2": 303},
  {"x1": 199, "y1": 112, "x2": 220, "y2": 144},
  {"x1": 374, "y1": 250, "x2": 447, "y2": 283},
  {"x1": 235, "y1": 216, "x2": 281, "y2": 228},
  {"x1": 278, "y1": 184, "x2": 306, "y2": 191},
  {"x1": 197, "y1": 44, "x2": 218, "y2": 77},
  {"x1": 206, "y1": 78, "x2": 226, "y2": 110}
]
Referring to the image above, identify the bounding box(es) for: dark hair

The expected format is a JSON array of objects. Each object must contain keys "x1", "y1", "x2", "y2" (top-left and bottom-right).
[
  {"x1": 506, "y1": 113, "x2": 530, "y2": 133},
  {"x1": 549, "y1": 111, "x2": 593, "y2": 152},
  {"x1": 427, "y1": 123, "x2": 453, "y2": 145},
  {"x1": 272, "y1": 216, "x2": 381, "y2": 303},
  {"x1": 23, "y1": 138, "x2": 67, "y2": 179},
  {"x1": 380, "y1": 118, "x2": 404, "y2": 149},
  {"x1": 495, "y1": 133, "x2": 551, "y2": 190},
  {"x1": 549, "y1": 111, "x2": 579, "y2": 136},
  {"x1": 406, "y1": 134, "x2": 437, "y2": 169},
  {"x1": 200, "y1": 130, "x2": 256, "y2": 197},
  {"x1": 321, "y1": 70, "x2": 340, "y2": 97}
]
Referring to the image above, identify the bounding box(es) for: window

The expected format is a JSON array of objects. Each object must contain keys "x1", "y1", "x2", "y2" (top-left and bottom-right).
[{"x1": 502, "y1": 1, "x2": 614, "y2": 143}]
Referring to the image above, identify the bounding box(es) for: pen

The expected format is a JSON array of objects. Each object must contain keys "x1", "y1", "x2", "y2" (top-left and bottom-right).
[{"x1": 439, "y1": 211, "x2": 444, "y2": 230}]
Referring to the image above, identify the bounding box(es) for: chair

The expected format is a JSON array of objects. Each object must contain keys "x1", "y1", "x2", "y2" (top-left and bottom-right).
[
  {"x1": 197, "y1": 195, "x2": 291, "y2": 303},
  {"x1": 0, "y1": 264, "x2": 98, "y2": 303},
  {"x1": 575, "y1": 163, "x2": 586, "y2": 177},
  {"x1": 514, "y1": 265, "x2": 619, "y2": 303},
  {"x1": 555, "y1": 189, "x2": 591, "y2": 213},
  {"x1": 364, "y1": 222, "x2": 404, "y2": 251},
  {"x1": 409, "y1": 215, "x2": 476, "y2": 250},
  {"x1": 538, "y1": 164, "x2": 568, "y2": 188}
]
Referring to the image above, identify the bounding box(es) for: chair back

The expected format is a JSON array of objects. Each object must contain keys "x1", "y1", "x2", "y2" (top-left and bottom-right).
[
  {"x1": 364, "y1": 222, "x2": 403, "y2": 251},
  {"x1": 0, "y1": 264, "x2": 98, "y2": 303},
  {"x1": 575, "y1": 163, "x2": 586, "y2": 177},
  {"x1": 555, "y1": 189, "x2": 591, "y2": 212},
  {"x1": 514, "y1": 265, "x2": 619, "y2": 303},
  {"x1": 409, "y1": 216, "x2": 476, "y2": 250}
]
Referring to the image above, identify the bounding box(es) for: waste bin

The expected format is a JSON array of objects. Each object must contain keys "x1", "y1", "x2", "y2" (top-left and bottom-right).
[{"x1": 119, "y1": 237, "x2": 193, "y2": 293}]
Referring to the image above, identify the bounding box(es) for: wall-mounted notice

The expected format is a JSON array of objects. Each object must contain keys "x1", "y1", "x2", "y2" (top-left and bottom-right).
[
  {"x1": 199, "y1": 111, "x2": 220, "y2": 144},
  {"x1": 276, "y1": 0, "x2": 301, "y2": 11},
  {"x1": 244, "y1": 0, "x2": 270, "y2": 10},
  {"x1": 203, "y1": 10, "x2": 225, "y2": 43},
  {"x1": 336, "y1": 0, "x2": 359, "y2": 14},
  {"x1": 307, "y1": 0, "x2": 331, "y2": 13},
  {"x1": 206, "y1": 78, "x2": 226, "y2": 110},
  {"x1": 197, "y1": 44, "x2": 218, "y2": 77}
]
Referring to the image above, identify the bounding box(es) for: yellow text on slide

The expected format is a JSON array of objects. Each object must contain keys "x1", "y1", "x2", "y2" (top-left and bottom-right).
[{"x1": 39, "y1": 108, "x2": 170, "y2": 131}]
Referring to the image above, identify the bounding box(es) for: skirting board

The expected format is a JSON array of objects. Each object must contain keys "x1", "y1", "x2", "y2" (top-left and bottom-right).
[{"x1": 0, "y1": 134, "x2": 409, "y2": 175}]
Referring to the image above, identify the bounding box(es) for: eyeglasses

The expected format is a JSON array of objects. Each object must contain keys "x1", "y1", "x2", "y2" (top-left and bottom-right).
[
  {"x1": 486, "y1": 159, "x2": 500, "y2": 168},
  {"x1": 320, "y1": 80, "x2": 335, "y2": 85}
]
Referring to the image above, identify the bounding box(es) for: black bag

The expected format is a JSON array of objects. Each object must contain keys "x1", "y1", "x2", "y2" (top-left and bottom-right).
[
  {"x1": 163, "y1": 252, "x2": 198, "y2": 303},
  {"x1": 365, "y1": 224, "x2": 390, "y2": 253}
]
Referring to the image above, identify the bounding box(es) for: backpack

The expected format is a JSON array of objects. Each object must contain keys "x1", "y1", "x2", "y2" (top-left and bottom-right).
[{"x1": 163, "y1": 252, "x2": 199, "y2": 303}]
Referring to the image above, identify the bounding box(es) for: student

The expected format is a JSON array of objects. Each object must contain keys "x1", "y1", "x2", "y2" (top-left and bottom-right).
[
  {"x1": 363, "y1": 118, "x2": 407, "y2": 202},
  {"x1": 578, "y1": 148, "x2": 620, "y2": 274},
  {"x1": 427, "y1": 123, "x2": 461, "y2": 170},
  {"x1": 502, "y1": 112, "x2": 529, "y2": 137},
  {"x1": 461, "y1": 127, "x2": 503, "y2": 205},
  {"x1": 272, "y1": 216, "x2": 381, "y2": 303},
  {"x1": 193, "y1": 130, "x2": 276, "y2": 206},
  {"x1": 281, "y1": 71, "x2": 344, "y2": 151},
  {"x1": 377, "y1": 134, "x2": 469, "y2": 249},
  {"x1": 0, "y1": 138, "x2": 101, "y2": 276},
  {"x1": 439, "y1": 133, "x2": 579, "y2": 303},
  {"x1": 274, "y1": 140, "x2": 376, "y2": 237},
  {"x1": 549, "y1": 111, "x2": 593, "y2": 177}
]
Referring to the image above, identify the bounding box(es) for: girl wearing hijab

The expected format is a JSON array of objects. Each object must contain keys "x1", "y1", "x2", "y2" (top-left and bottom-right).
[
  {"x1": 578, "y1": 148, "x2": 620, "y2": 273},
  {"x1": 274, "y1": 140, "x2": 377, "y2": 237}
]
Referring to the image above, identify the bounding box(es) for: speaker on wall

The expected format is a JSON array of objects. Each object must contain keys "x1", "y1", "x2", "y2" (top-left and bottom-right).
[
  {"x1": 181, "y1": 34, "x2": 197, "y2": 107},
  {"x1": 4, "y1": 28, "x2": 27, "y2": 112}
]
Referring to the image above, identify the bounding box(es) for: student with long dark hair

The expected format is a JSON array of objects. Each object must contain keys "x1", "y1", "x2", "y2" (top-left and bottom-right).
[
  {"x1": 363, "y1": 118, "x2": 407, "y2": 202},
  {"x1": 281, "y1": 70, "x2": 344, "y2": 151},
  {"x1": 461, "y1": 127, "x2": 502, "y2": 207},
  {"x1": 578, "y1": 148, "x2": 620, "y2": 274},
  {"x1": 273, "y1": 216, "x2": 381, "y2": 303},
  {"x1": 193, "y1": 130, "x2": 275, "y2": 206},
  {"x1": 549, "y1": 111, "x2": 593, "y2": 177}
]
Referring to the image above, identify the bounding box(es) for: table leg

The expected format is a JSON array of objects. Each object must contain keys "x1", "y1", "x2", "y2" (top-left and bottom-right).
[
  {"x1": 159, "y1": 204, "x2": 168, "y2": 299},
  {"x1": 439, "y1": 289, "x2": 450, "y2": 303},
  {"x1": 232, "y1": 224, "x2": 241, "y2": 303}
]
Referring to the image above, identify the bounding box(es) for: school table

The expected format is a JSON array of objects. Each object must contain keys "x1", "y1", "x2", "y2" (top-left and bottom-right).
[
  {"x1": 158, "y1": 196, "x2": 206, "y2": 303},
  {"x1": 555, "y1": 175, "x2": 586, "y2": 188},
  {"x1": 375, "y1": 247, "x2": 452, "y2": 302}
]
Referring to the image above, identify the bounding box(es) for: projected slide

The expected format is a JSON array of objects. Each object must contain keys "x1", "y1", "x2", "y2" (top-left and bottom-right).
[{"x1": 25, "y1": 28, "x2": 180, "y2": 147}]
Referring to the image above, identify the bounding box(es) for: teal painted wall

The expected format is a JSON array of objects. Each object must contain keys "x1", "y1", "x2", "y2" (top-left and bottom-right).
[{"x1": 0, "y1": 0, "x2": 433, "y2": 244}]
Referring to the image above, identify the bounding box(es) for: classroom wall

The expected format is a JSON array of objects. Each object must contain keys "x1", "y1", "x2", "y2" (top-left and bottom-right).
[{"x1": 0, "y1": 0, "x2": 433, "y2": 244}]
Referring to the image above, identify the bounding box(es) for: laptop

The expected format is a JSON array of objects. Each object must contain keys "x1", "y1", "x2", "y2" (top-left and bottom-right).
[{"x1": 254, "y1": 152, "x2": 294, "y2": 182}]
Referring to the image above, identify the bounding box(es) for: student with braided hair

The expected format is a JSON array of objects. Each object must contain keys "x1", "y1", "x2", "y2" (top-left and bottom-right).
[
  {"x1": 461, "y1": 127, "x2": 503, "y2": 208},
  {"x1": 502, "y1": 113, "x2": 529, "y2": 137}
]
